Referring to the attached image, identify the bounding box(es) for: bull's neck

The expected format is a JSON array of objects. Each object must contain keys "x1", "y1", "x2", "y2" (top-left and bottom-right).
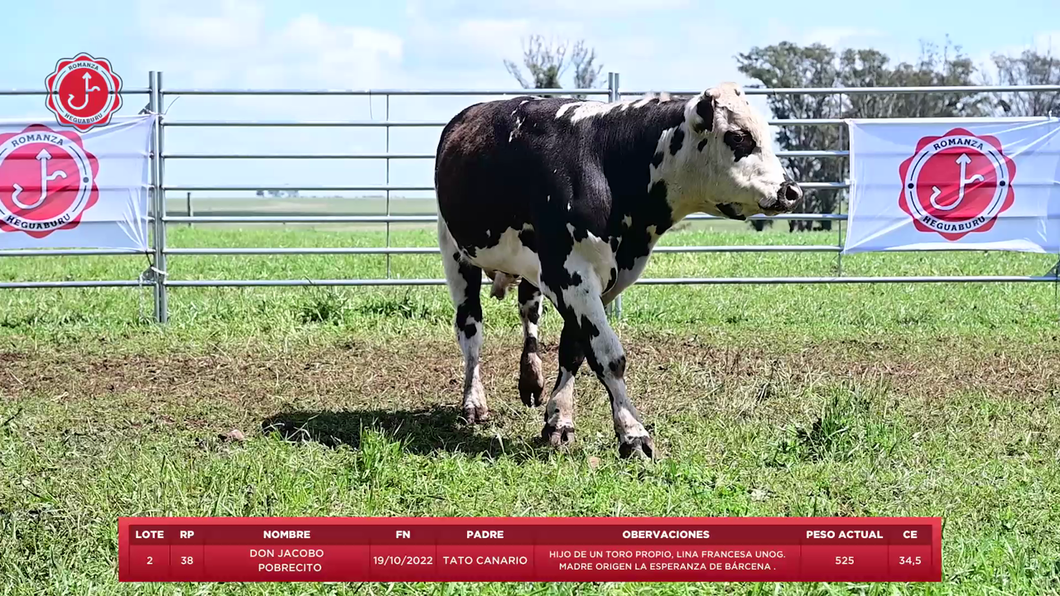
[
  {"x1": 594, "y1": 97, "x2": 691, "y2": 238},
  {"x1": 592, "y1": 98, "x2": 695, "y2": 262}
]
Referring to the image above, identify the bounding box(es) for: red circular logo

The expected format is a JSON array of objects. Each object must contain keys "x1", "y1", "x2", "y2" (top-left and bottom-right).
[
  {"x1": 898, "y1": 128, "x2": 1016, "y2": 241},
  {"x1": 45, "y1": 53, "x2": 123, "y2": 132},
  {"x1": 0, "y1": 124, "x2": 100, "y2": 238}
]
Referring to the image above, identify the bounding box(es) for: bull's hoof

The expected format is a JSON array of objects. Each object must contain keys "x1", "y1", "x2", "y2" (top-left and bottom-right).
[
  {"x1": 520, "y1": 384, "x2": 543, "y2": 408},
  {"x1": 541, "y1": 421, "x2": 575, "y2": 448},
  {"x1": 462, "y1": 403, "x2": 489, "y2": 424},
  {"x1": 519, "y1": 353, "x2": 546, "y2": 408},
  {"x1": 619, "y1": 436, "x2": 654, "y2": 460}
]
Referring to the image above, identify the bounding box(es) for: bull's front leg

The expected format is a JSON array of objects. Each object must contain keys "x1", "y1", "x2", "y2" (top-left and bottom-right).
[{"x1": 540, "y1": 258, "x2": 654, "y2": 459}]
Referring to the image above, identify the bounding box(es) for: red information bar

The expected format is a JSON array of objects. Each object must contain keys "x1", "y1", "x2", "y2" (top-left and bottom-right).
[{"x1": 118, "y1": 517, "x2": 941, "y2": 583}]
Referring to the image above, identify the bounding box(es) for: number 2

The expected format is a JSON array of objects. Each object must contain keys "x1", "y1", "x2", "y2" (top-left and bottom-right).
[{"x1": 146, "y1": 556, "x2": 153, "y2": 565}]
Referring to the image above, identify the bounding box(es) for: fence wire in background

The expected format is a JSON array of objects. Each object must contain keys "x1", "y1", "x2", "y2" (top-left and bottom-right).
[{"x1": 2, "y1": 73, "x2": 1060, "y2": 324}]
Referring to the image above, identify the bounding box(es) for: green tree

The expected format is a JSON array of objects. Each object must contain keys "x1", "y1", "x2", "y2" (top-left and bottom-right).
[
  {"x1": 736, "y1": 38, "x2": 986, "y2": 232},
  {"x1": 504, "y1": 35, "x2": 604, "y2": 97},
  {"x1": 987, "y1": 48, "x2": 1060, "y2": 116},
  {"x1": 735, "y1": 42, "x2": 843, "y2": 231}
]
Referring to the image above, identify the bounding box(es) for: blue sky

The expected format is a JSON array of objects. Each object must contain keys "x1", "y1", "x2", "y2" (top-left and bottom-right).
[{"x1": 2, "y1": 0, "x2": 1056, "y2": 199}]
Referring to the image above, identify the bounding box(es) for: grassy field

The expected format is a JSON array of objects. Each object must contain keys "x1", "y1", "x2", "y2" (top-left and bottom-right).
[{"x1": 1, "y1": 221, "x2": 1059, "y2": 595}]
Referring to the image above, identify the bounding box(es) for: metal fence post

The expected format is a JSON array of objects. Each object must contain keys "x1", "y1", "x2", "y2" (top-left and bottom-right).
[
  {"x1": 836, "y1": 91, "x2": 846, "y2": 275},
  {"x1": 152, "y1": 71, "x2": 169, "y2": 323},
  {"x1": 606, "y1": 72, "x2": 623, "y2": 321},
  {"x1": 385, "y1": 93, "x2": 392, "y2": 279}
]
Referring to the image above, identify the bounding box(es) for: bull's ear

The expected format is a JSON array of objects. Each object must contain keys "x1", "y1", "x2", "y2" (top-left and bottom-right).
[{"x1": 691, "y1": 91, "x2": 716, "y2": 134}]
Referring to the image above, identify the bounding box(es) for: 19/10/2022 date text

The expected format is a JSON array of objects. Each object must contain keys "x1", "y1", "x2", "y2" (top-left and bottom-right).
[{"x1": 373, "y1": 555, "x2": 435, "y2": 566}]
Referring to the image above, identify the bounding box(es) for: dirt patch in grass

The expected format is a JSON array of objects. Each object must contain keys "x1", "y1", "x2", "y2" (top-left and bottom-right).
[{"x1": 4, "y1": 332, "x2": 1059, "y2": 443}]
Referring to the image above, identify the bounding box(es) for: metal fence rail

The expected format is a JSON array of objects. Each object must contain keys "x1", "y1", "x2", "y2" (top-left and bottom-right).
[{"x1": 2, "y1": 73, "x2": 1060, "y2": 323}]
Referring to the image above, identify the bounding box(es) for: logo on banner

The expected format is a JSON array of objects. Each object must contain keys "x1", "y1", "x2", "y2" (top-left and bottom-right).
[
  {"x1": 45, "y1": 53, "x2": 123, "y2": 132},
  {"x1": 898, "y1": 128, "x2": 1017, "y2": 241},
  {"x1": 0, "y1": 124, "x2": 100, "y2": 238}
]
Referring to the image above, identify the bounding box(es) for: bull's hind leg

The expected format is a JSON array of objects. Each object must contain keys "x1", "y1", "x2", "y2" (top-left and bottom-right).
[
  {"x1": 517, "y1": 280, "x2": 546, "y2": 408},
  {"x1": 541, "y1": 322, "x2": 583, "y2": 447},
  {"x1": 439, "y1": 222, "x2": 489, "y2": 423}
]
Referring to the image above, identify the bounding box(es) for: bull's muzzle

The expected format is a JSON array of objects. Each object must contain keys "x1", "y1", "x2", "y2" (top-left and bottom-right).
[{"x1": 761, "y1": 180, "x2": 803, "y2": 213}]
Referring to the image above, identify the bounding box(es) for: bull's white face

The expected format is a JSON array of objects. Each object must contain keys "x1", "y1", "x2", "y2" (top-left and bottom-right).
[{"x1": 683, "y1": 83, "x2": 803, "y2": 219}]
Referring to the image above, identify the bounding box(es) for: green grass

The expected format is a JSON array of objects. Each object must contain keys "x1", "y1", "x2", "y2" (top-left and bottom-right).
[{"x1": 1, "y1": 223, "x2": 1059, "y2": 594}]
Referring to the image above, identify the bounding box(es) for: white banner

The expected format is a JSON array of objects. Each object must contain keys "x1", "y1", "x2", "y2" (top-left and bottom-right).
[
  {"x1": 843, "y1": 117, "x2": 1060, "y2": 254},
  {"x1": 0, "y1": 114, "x2": 155, "y2": 251}
]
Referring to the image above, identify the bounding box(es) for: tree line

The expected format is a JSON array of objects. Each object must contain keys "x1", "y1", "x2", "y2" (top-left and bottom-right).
[{"x1": 504, "y1": 36, "x2": 1060, "y2": 232}]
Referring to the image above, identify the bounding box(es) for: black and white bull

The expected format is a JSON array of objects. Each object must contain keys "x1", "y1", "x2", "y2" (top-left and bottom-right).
[{"x1": 434, "y1": 82, "x2": 803, "y2": 459}]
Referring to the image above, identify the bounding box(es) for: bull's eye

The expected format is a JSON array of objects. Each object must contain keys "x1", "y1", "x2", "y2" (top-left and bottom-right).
[{"x1": 724, "y1": 129, "x2": 756, "y2": 161}]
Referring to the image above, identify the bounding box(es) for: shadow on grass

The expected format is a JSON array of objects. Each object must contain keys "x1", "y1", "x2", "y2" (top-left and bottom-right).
[{"x1": 261, "y1": 405, "x2": 550, "y2": 461}]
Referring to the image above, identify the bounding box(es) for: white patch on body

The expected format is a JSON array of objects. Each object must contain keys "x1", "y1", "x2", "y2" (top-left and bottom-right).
[
  {"x1": 465, "y1": 225, "x2": 541, "y2": 287},
  {"x1": 564, "y1": 224, "x2": 617, "y2": 293},
  {"x1": 555, "y1": 100, "x2": 631, "y2": 123}
]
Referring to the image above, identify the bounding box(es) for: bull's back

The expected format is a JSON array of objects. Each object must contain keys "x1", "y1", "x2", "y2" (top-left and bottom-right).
[{"x1": 434, "y1": 97, "x2": 580, "y2": 250}]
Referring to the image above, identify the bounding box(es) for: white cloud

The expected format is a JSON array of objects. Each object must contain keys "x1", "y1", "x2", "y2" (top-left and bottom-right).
[
  {"x1": 761, "y1": 20, "x2": 886, "y2": 52},
  {"x1": 802, "y1": 27, "x2": 885, "y2": 49},
  {"x1": 453, "y1": 18, "x2": 534, "y2": 58},
  {"x1": 528, "y1": 0, "x2": 690, "y2": 15},
  {"x1": 405, "y1": 0, "x2": 688, "y2": 18},
  {"x1": 144, "y1": 0, "x2": 264, "y2": 52},
  {"x1": 970, "y1": 30, "x2": 1060, "y2": 85},
  {"x1": 136, "y1": 0, "x2": 404, "y2": 90}
]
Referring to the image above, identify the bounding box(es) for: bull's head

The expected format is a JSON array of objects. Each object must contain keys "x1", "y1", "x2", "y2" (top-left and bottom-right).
[{"x1": 682, "y1": 82, "x2": 803, "y2": 220}]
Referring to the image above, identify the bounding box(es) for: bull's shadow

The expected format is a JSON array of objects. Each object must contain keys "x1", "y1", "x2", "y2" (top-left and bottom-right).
[{"x1": 261, "y1": 406, "x2": 548, "y2": 461}]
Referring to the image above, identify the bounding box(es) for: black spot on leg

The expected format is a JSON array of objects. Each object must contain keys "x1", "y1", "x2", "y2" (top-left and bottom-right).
[
  {"x1": 454, "y1": 261, "x2": 482, "y2": 339},
  {"x1": 609, "y1": 354, "x2": 626, "y2": 377},
  {"x1": 651, "y1": 151, "x2": 664, "y2": 168},
  {"x1": 523, "y1": 336, "x2": 539, "y2": 353},
  {"x1": 669, "y1": 126, "x2": 684, "y2": 156},
  {"x1": 571, "y1": 272, "x2": 582, "y2": 286},
  {"x1": 698, "y1": 139, "x2": 708, "y2": 151},
  {"x1": 518, "y1": 280, "x2": 540, "y2": 325},
  {"x1": 455, "y1": 301, "x2": 479, "y2": 339},
  {"x1": 555, "y1": 322, "x2": 586, "y2": 387},
  {"x1": 579, "y1": 315, "x2": 600, "y2": 339}
]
